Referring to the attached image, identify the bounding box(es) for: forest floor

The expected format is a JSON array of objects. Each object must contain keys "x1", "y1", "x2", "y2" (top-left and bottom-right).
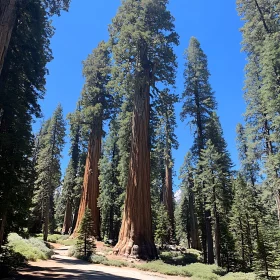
[{"x1": 9, "y1": 243, "x2": 189, "y2": 280}]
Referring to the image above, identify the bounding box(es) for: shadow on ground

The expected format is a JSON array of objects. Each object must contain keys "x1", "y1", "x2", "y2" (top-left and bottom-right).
[{"x1": 14, "y1": 265, "x2": 139, "y2": 280}]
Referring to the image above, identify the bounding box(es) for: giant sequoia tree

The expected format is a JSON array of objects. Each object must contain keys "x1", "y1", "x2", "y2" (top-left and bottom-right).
[
  {"x1": 110, "y1": 0, "x2": 178, "y2": 259},
  {"x1": 73, "y1": 41, "x2": 112, "y2": 239}
]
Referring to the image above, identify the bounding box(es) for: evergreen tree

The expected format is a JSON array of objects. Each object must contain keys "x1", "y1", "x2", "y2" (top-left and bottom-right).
[
  {"x1": 181, "y1": 37, "x2": 217, "y2": 262},
  {"x1": 0, "y1": 0, "x2": 70, "y2": 76},
  {"x1": 154, "y1": 204, "x2": 171, "y2": 248},
  {"x1": 55, "y1": 103, "x2": 84, "y2": 235},
  {"x1": 153, "y1": 89, "x2": 178, "y2": 240},
  {"x1": 99, "y1": 118, "x2": 124, "y2": 241},
  {"x1": 33, "y1": 104, "x2": 66, "y2": 241},
  {"x1": 73, "y1": 41, "x2": 112, "y2": 239},
  {"x1": 75, "y1": 207, "x2": 96, "y2": 259},
  {"x1": 110, "y1": 0, "x2": 179, "y2": 259},
  {"x1": 0, "y1": 0, "x2": 53, "y2": 246},
  {"x1": 237, "y1": 0, "x2": 280, "y2": 225},
  {"x1": 178, "y1": 152, "x2": 200, "y2": 250}
]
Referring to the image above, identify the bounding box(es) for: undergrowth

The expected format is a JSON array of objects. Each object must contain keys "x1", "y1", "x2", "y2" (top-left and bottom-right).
[{"x1": 8, "y1": 233, "x2": 53, "y2": 261}]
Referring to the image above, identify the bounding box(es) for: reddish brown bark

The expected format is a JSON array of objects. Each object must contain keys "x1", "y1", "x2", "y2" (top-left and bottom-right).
[
  {"x1": 113, "y1": 67, "x2": 157, "y2": 259},
  {"x1": 73, "y1": 123, "x2": 101, "y2": 239},
  {"x1": 0, "y1": 0, "x2": 16, "y2": 76},
  {"x1": 62, "y1": 199, "x2": 72, "y2": 235},
  {"x1": 163, "y1": 158, "x2": 174, "y2": 240}
]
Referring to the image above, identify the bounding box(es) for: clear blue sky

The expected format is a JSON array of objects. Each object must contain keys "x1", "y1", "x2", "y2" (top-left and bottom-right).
[{"x1": 37, "y1": 0, "x2": 247, "y2": 190}]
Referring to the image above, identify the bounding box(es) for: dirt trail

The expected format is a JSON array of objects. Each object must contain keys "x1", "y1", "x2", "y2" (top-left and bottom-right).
[{"x1": 12, "y1": 246, "x2": 189, "y2": 280}]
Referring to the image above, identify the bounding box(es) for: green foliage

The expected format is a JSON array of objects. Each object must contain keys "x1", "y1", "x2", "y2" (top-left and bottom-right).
[
  {"x1": 90, "y1": 254, "x2": 108, "y2": 264},
  {"x1": 32, "y1": 105, "x2": 66, "y2": 240},
  {"x1": 160, "y1": 250, "x2": 200, "y2": 265},
  {"x1": 99, "y1": 118, "x2": 125, "y2": 241},
  {"x1": 0, "y1": 246, "x2": 26, "y2": 277},
  {"x1": 7, "y1": 233, "x2": 53, "y2": 261},
  {"x1": 75, "y1": 207, "x2": 96, "y2": 259},
  {"x1": 0, "y1": 0, "x2": 53, "y2": 241},
  {"x1": 154, "y1": 204, "x2": 171, "y2": 247},
  {"x1": 181, "y1": 37, "x2": 216, "y2": 156}
]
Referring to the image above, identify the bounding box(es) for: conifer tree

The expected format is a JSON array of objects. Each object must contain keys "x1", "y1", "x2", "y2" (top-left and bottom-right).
[
  {"x1": 153, "y1": 89, "x2": 178, "y2": 240},
  {"x1": 181, "y1": 37, "x2": 217, "y2": 261},
  {"x1": 0, "y1": 0, "x2": 53, "y2": 247},
  {"x1": 75, "y1": 207, "x2": 96, "y2": 259},
  {"x1": 178, "y1": 152, "x2": 200, "y2": 250},
  {"x1": 73, "y1": 41, "x2": 112, "y2": 239},
  {"x1": 33, "y1": 104, "x2": 66, "y2": 241},
  {"x1": 0, "y1": 0, "x2": 70, "y2": 76},
  {"x1": 55, "y1": 103, "x2": 84, "y2": 235},
  {"x1": 237, "y1": 0, "x2": 280, "y2": 225},
  {"x1": 99, "y1": 118, "x2": 124, "y2": 241},
  {"x1": 110, "y1": 0, "x2": 179, "y2": 259}
]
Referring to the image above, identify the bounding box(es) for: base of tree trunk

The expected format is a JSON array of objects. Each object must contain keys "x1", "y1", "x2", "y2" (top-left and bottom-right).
[{"x1": 113, "y1": 237, "x2": 158, "y2": 260}]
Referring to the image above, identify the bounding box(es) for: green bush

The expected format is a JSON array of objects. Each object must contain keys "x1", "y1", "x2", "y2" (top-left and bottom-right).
[
  {"x1": 7, "y1": 233, "x2": 53, "y2": 261},
  {"x1": 160, "y1": 250, "x2": 200, "y2": 265},
  {"x1": 90, "y1": 254, "x2": 108, "y2": 264},
  {"x1": 219, "y1": 272, "x2": 256, "y2": 280},
  {"x1": 102, "y1": 259, "x2": 128, "y2": 267},
  {"x1": 0, "y1": 247, "x2": 26, "y2": 278}
]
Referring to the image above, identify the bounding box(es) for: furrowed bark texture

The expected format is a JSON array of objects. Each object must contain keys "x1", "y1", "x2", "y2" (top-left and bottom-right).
[
  {"x1": 0, "y1": 0, "x2": 16, "y2": 76},
  {"x1": 73, "y1": 124, "x2": 101, "y2": 239},
  {"x1": 62, "y1": 199, "x2": 72, "y2": 234},
  {"x1": 114, "y1": 67, "x2": 157, "y2": 259}
]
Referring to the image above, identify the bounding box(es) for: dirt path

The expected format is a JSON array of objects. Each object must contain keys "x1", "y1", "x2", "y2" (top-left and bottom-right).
[{"x1": 12, "y1": 246, "x2": 189, "y2": 280}]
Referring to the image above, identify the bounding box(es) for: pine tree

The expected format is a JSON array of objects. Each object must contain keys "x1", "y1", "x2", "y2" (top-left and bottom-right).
[
  {"x1": 99, "y1": 118, "x2": 124, "y2": 241},
  {"x1": 73, "y1": 41, "x2": 112, "y2": 239},
  {"x1": 55, "y1": 103, "x2": 84, "y2": 235},
  {"x1": 75, "y1": 207, "x2": 96, "y2": 259},
  {"x1": 0, "y1": 0, "x2": 53, "y2": 247},
  {"x1": 33, "y1": 104, "x2": 66, "y2": 241},
  {"x1": 178, "y1": 152, "x2": 200, "y2": 250},
  {"x1": 154, "y1": 204, "x2": 171, "y2": 248},
  {"x1": 110, "y1": 0, "x2": 179, "y2": 259},
  {"x1": 237, "y1": 0, "x2": 280, "y2": 225},
  {"x1": 181, "y1": 37, "x2": 217, "y2": 262},
  {"x1": 153, "y1": 89, "x2": 178, "y2": 241}
]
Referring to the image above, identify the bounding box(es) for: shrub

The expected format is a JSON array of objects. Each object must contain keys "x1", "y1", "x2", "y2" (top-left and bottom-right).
[
  {"x1": 90, "y1": 254, "x2": 108, "y2": 264},
  {"x1": 0, "y1": 247, "x2": 26, "y2": 278},
  {"x1": 7, "y1": 233, "x2": 53, "y2": 261},
  {"x1": 219, "y1": 272, "x2": 256, "y2": 280},
  {"x1": 102, "y1": 259, "x2": 128, "y2": 267},
  {"x1": 160, "y1": 250, "x2": 199, "y2": 265}
]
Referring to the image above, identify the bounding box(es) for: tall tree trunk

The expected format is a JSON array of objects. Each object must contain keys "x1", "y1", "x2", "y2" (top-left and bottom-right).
[
  {"x1": 164, "y1": 157, "x2": 174, "y2": 240},
  {"x1": 205, "y1": 209, "x2": 214, "y2": 264},
  {"x1": 0, "y1": 0, "x2": 16, "y2": 77},
  {"x1": 0, "y1": 211, "x2": 7, "y2": 248},
  {"x1": 188, "y1": 177, "x2": 201, "y2": 250},
  {"x1": 73, "y1": 123, "x2": 102, "y2": 239},
  {"x1": 113, "y1": 65, "x2": 157, "y2": 259},
  {"x1": 214, "y1": 204, "x2": 221, "y2": 266},
  {"x1": 62, "y1": 199, "x2": 72, "y2": 234},
  {"x1": 43, "y1": 188, "x2": 50, "y2": 242}
]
